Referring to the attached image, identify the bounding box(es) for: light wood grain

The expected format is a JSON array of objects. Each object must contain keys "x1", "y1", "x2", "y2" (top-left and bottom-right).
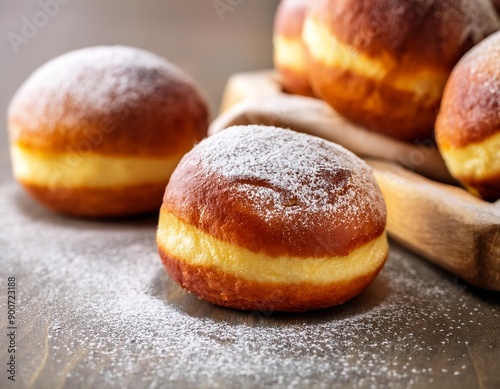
[
  {"x1": 369, "y1": 160, "x2": 500, "y2": 290},
  {"x1": 212, "y1": 70, "x2": 500, "y2": 290},
  {"x1": 211, "y1": 71, "x2": 455, "y2": 184},
  {"x1": 219, "y1": 70, "x2": 283, "y2": 114}
]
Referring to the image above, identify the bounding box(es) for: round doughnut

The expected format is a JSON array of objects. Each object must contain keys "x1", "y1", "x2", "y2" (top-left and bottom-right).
[
  {"x1": 302, "y1": 0, "x2": 500, "y2": 142},
  {"x1": 8, "y1": 46, "x2": 209, "y2": 217},
  {"x1": 157, "y1": 125, "x2": 388, "y2": 312},
  {"x1": 273, "y1": 0, "x2": 314, "y2": 97},
  {"x1": 436, "y1": 32, "x2": 500, "y2": 202}
]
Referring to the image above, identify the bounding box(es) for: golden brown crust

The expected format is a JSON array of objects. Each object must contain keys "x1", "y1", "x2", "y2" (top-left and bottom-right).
[
  {"x1": 277, "y1": 66, "x2": 315, "y2": 97},
  {"x1": 306, "y1": 0, "x2": 499, "y2": 141},
  {"x1": 274, "y1": 0, "x2": 309, "y2": 38},
  {"x1": 307, "y1": 62, "x2": 439, "y2": 141},
  {"x1": 164, "y1": 170, "x2": 385, "y2": 258},
  {"x1": 436, "y1": 32, "x2": 500, "y2": 148},
  {"x1": 162, "y1": 126, "x2": 386, "y2": 258},
  {"x1": 309, "y1": 0, "x2": 499, "y2": 71},
  {"x1": 8, "y1": 46, "x2": 209, "y2": 157},
  {"x1": 274, "y1": 0, "x2": 314, "y2": 97},
  {"x1": 458, "y1": 171, "x2": 500, "y2": 202},
  {"x1": 159, "y1": 248, "x2": 386, "y2": 312},
  {"x1": 20, "y1": 181, "x2": 166, "y2": 217}
]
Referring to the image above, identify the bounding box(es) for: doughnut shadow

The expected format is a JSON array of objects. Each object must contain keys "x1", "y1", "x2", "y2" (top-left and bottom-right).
[
  {"x1": 12, "y1": 186, "x2": 159, "y2": 228},
  {"x1": 154, "y1": 267, "x2": 392, "y2": 325}
]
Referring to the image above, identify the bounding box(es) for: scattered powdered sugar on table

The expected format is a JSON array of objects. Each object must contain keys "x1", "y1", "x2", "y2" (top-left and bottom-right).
[{"x1": 2, "y1": 181, "x2": 499, "y2": 388}]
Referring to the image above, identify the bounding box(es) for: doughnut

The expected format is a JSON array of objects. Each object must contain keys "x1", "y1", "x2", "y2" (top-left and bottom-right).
[
  {"x1": 436, "y1": 32, "x2": 500, "y2": 202},
  {"x1": 8, "y1": 46, "x2": 209, "y2": 217},
  {"x1": 302, "y1": 0, "x2": 500, "y2": 142},
  {"x1": 273, "y1": 0, "x2": 314, "y2": 97},
  {"x1": 157, "y1": 125, "x2": 388, "y2": 312}
]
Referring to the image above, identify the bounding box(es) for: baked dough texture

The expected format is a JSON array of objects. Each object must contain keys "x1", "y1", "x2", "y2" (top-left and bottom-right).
[
  {"x1": 436, "y1": 32, "x2": 500, "y2": 201},
  {"x1": 273, "y1": 0, "x2": 314, "y2": 96},
  {"x1": 157, "y1": 125, "x2": 388, "y2": 312},
  {"x1": 303, "y1": 0, "x2": 500, "y2": 141},
  {"x1": 8, "y1": 45, "x2": 209, "y2": 216}
]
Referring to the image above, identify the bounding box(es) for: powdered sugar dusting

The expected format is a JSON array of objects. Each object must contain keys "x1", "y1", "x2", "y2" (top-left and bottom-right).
[
  {"x1": 193, "y1": 126, "x2": 385, "y2": 224},
  {"x1": 8, "y1": 45, "x2": 195, "y2": 129},
  {"x1": 463, "y1": 31, "x2": 500, "y2": 108},
  {"x1": 439, "y1": 31, "x2": 500, "y2": 144},
  {"x1": 2, "y1": 180, "x2": 499, "y2": 388}
]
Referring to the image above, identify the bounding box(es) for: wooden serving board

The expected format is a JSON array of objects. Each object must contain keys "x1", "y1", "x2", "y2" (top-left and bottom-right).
[{"x1": 210, "y1": 70, "x2": 500, "y2": 291}]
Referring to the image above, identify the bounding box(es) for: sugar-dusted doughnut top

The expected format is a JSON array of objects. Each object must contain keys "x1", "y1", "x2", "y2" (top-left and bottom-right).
[
  {"x1": 8, "y1": 45, "x2": 208, "y2": 157},
  {"x1": 437, "y1": 31, "x2": 500, "y2": 148},
  {"x1": 162, "y1": 125, "x2": 387, "y2": 258}
]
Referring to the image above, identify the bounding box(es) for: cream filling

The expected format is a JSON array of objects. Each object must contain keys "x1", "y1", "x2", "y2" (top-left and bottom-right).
[
  {"x1": 157, "y1": 210, "x2": 388, "y2": 285},
  {"x1": 302, "y1": 16, "x2": 445, "y2": 100},
  {"x1": 441, "y1": 132, "x2": 500, "y2": 180},
  {"x1": 11, "y1": 143, "x2": 182, "y2": 188},
  {"x1": 274, "y1": 35, "x2": 308, "y2": 73}
]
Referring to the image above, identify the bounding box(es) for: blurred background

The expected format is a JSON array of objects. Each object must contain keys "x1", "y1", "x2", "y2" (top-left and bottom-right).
[{"x1": 0, "y1": 0, "x2": 280, "y2": 179}]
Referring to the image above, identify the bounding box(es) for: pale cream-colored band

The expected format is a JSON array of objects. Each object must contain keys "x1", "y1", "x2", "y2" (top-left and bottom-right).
[
  {"x1": 11, "y1": 143, "x2": 182, "y2": 188},
  {"x1": 157, "y1": 209, "x2": 388, "y2": 285},
  {"x1": 440, "y1": 131, "x2": 500, "y2": 180}
]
